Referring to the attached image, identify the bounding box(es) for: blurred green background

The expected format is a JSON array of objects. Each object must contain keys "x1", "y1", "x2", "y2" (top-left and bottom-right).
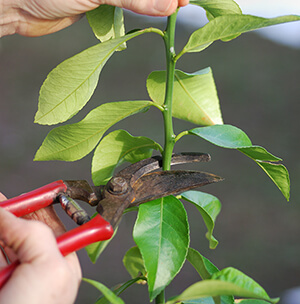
[{"x1": 0, "y1": 10, "x2": 299, "y2": 303}]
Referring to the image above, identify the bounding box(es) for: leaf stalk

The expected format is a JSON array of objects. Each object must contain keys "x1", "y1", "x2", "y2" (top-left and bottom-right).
[
  {"x1": 155, "y1": 290, "x2": 166, "y2": 304},
  {"x1": 175, "y1": 130, "x2": 189, "y2": 143}
]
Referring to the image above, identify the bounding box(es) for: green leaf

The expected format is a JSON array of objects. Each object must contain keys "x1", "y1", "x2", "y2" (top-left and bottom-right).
[
  {"x1": 255, "y1": 161, "x2": 290, "y2": 201},
  {"x1": 92, "y1": 130, "x2": 161, "y2": 185},
  {"x1": 187, "y1": 248, "x2": 219, "y2": 280},
  {"x1": 190, "y1": 125, "x2": 252, "y2": 148},
  {"x1": 238, "y1": 146, "x2": 282, "y2": 162},
  {"x1": 189, "y1": 0, "x2": 242, "y2": 41},
  {"x1": 236, "y1": 300, "x2": 271, "y2": 304},
  {"x1": 182, "y1": 297, "x2": 233, "y2": 304},
  {"x1": 95, "y1": 278, "x2": 146, "y2": 304},
  {"x1": 181, "y1": 191, "x2": 221, "y2": 249},
  {"x1": 186, "y1": 248, "x2": 234, "y2": 304},
  {"x1": 239, "y1": 147, "x2": 289, "y2": 200},
  {"x1": 178, "y1": 0, "x2": 242, "y2": 53},
  {"x1": 167, "y1": 268, "x2": 279, "y2": 304},
  {"x1": 35, "y1": 30, "x2": 148, "y2": 125},
  {"x1": 133, "y1": 196, "x2": 189, "y2": 301},
  {"x1": 211, "y1": 268, "x2": 277, "y2": 301},
  {"x1": 123, "y1": 246, "x2": 147, "y2": 279},
  {"x1": 147, "y1": 68, "x2": 223, "y2": 126},
  {"x1": 189, "y1": 125, "x2": 290, "y2": 200},
  {"x1": 181, "y1": 14, "x2": 300, "y2": 54},
  {"x1": 34, "y1": 100, "x2": 151, "y2": 161},
  {"x1": 85, "y1": 219, "x2": 118, "y2": 263},
  {"x1": 83, "y1": 278, "x2": 125, "y2": 304},
  {"x1": 182, "y1": 299, "x2": 215, "y2": 304},
  {"x1": 189, "y1": 0, "x2": 242, "y2": 19},
  {"x1": 86, "y1": 5, "x2": 126, "y2": 50}
]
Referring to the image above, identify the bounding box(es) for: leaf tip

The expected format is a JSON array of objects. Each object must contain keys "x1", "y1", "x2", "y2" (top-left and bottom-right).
[
  {"x1": 33, "y1": 151, "x2": 42, "y2": 162},
  {"x1": 271, "y1": 297, "x2": 280, "y2": 304},
  {"x1": 33, "y1": 112, "x2": 42, "y2": 125}
]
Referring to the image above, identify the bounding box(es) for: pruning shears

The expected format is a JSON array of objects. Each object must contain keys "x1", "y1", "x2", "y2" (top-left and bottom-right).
[{"x1": 0, "y1": 153, "x2": 223, "y2": 288}]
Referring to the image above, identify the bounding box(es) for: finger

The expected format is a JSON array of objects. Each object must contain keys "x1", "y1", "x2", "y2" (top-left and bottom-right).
[
  {"x1": 14, "y1": 0, "x2": 189, "y2": 37},
  {"x1": 22, "y1": 206, "x2": 66, "y2": 237},
  {"x1": 16, "y1": 15, "x2": 82, "y2": 37},
  {"x1": 0, "y1": 206, "x2": 81, "y2": 272},
  {"x1": 0, "y1": 192, "x2": 66, "y2": 250},
  {"x1": 179, "y1": 0, "x2": 190, "y2": 7},
  {"x1": 0, "y1": 208, "x2": 81, "y2": 303},
  {"x1": 0, "y1": 208, "x2": 57, "y2": 261},
  {"x1": 99, "y1": 0, "x2": 183, "y2": 16},
  {"x1": 0, "y1": 246, "x2": 9, "y2": 268},
  {"x1": 0, "y1": 193, "x2": 81, "y2": 276},
  {"x1": 0, "y1": 195, "x2": 17, "y2": 264},
  {"x1": 0, "y1": 192, "x2": 68, "y2": 260},
  {"x1": 21, "y1": 207, "x2": 82, "y2": 279},
  {"x1": 0, "y1": 193, "x2": 7, "y2": 202}
]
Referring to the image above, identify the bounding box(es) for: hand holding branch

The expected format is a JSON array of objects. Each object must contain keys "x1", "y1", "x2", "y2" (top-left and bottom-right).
[{"x1": 0, "y1": 0, "x2": 189, "y2": 37}]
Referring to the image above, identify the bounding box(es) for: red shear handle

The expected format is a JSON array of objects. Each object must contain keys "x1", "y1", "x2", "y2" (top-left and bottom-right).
[
  {"x1": 0, "y1": 180, "x2": 67, "y2": 217},
  {"x1": 57, "y1": 214, "x2": 114, "y2": 256},
  {"x1": 0, "y1": 214, "x2": 114, "y2": 288}
]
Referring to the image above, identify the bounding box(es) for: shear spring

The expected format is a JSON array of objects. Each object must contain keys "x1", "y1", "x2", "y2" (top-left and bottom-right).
[{"x1": 58, "y1": 194, "x2": 90, "y2": 225}]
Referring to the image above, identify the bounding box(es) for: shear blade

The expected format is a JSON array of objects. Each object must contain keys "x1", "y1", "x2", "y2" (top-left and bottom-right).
[
  {"x1": 64, "y1": 180, "x2": 96, "y2": 204},
  {"x1": 116, "y1": 152, "x2": 211, "y2": 187},
  {"x1": 131, "y1": 170, "x2": 223, "y2": 206}
]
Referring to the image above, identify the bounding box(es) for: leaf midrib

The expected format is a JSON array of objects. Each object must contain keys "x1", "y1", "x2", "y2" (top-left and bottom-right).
[
  {"x1": 41, "y1": 103, "x2": 150, "y2": 158},
  {"x1": 175, "y1": 73, "x2": 215, "y2": 124},
  {"x1": 37, "y1": 42, "x2": 123, "y2": 122},
  {"x1": 37, "y1": 29, "x2": 149, "y2": 122},
  {"x1": 184, "y1": 15, "x2": 298, "y2": 53}
]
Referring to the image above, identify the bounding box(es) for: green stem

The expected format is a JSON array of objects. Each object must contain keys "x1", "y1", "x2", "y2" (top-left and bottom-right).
[
  {"x1": 162, "y1": 11, "x2": 178, "y2": 171},
  {"x1": 153, "y1": 13, "x2": 178, "y2": 304},
  {"x1": 155, "y1": 290, "x2": 166, "y2": 304}
]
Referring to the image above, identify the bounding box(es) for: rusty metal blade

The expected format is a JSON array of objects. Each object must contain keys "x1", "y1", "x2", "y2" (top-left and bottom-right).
[
  {"x1": 116, "y1": 153, "x2": 211, "y2": 187},
  {"x1": 96, "y1": 153, "x2": 218, "y2": 227},
  {"x1": 130, "y1": 170, "x2": 223, "y2": 206},
  {"x1": 64, "y1": 180, "x2": 99, "y2": 205}
]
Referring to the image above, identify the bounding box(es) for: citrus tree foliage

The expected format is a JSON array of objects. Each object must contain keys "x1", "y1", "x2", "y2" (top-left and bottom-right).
[{"x1": 34, "y1": 0, "x2": 299, "y2": 303}]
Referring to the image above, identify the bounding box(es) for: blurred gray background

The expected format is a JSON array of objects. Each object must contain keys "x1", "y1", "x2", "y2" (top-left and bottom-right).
[{"x1": 0, "y1": 6, "x2": 299, "y2": 304}]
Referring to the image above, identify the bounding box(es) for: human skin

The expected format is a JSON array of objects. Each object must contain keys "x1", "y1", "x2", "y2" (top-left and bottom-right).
[
  {"x1": 0, "y1": 193, "x2": 82, "y2": 304},
  {"x1": 0, "y1": 0, "x2": 189, "y2": 37}
]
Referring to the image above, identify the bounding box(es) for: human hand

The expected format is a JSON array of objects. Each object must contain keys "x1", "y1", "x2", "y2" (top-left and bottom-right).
[
  {"x1": 0, "y1": 193, "x2": 82, "y2": 304},
  {"x1": 0, "y1": 0, "x2": 189, "y2": 37}
]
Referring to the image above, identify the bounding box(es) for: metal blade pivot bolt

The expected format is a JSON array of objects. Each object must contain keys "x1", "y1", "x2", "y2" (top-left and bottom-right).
[{"x1": 108, "y1": 177, "x2": 128, "y2": 194}]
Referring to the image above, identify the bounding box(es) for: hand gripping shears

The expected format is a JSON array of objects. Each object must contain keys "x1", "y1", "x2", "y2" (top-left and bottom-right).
[{"x1": 0, "y1": 153, "x2": 223, "y2": 287}]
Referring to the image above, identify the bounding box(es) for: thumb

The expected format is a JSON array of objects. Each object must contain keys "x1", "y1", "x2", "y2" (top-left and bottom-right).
[
  {"x1": 22, "y1": 206, "x2": 67, "y2": 237},
  {"x1": 0, "y1": 208, "x2": 59, "y2": 263},
  {"x1": 0, "y1": 207, "x2": 81, "y2": 304},
  {"x1": 0, "y1": 193, "x2": 7, "y2": 202}
]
